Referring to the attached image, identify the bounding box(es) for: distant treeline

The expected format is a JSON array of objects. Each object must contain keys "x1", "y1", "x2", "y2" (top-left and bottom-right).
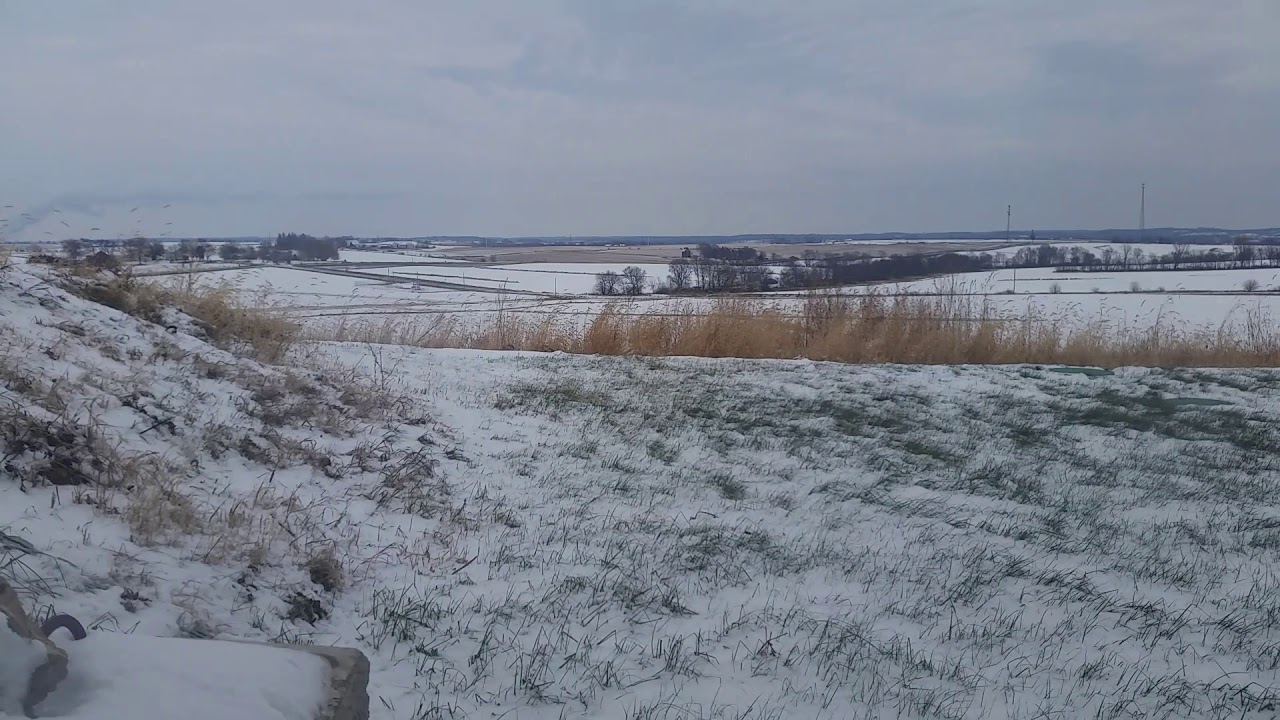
[
  {"x1": 44, "y1": 233, "x2": 354, "y2": 264},
  {"x1": 596, "y1": 241, "x2": 1280, "y2": 295},
  {"x1": 1042, "y1": 242, "x2": 1280, "y2": 273}
]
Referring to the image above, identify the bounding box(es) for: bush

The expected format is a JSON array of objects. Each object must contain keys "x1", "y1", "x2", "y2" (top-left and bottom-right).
[
  {"x1": 1129, "y1": 281, "x2": 1142, "y2": 293},
  {"x1": 1243, "y1": 279, "x2": 1261, "y2": 292},
  {"x1": 1048, "y1": 282, "x2": 1062, "y2": 294}
]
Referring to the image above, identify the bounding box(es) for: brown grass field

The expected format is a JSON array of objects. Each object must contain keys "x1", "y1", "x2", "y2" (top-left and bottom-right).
[{"x1": 311, "y1": 292, "x2": 1280, "y2": 368}]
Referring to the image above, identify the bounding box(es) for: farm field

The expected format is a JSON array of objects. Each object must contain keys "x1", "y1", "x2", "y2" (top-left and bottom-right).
[
  {"x1": 146, "y1": 247, "x2": 1280, "y2": 337},
  {"x1": 423, "y1": 240, "x2": 1020, "y2": 264},
  {"x1": 960, "y1": 242, "x2": 1240, "y2": 259}
]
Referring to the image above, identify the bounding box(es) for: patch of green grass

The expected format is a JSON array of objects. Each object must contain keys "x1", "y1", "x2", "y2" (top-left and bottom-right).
[
  {"x1": 954, "y1": 460, "x2": 1045, "y2": 504},
  {"x1": 1070, "y1": 403, "x2": 1159, "y2": 433},
  {"x1": 1066, "y1": 388, "x2": 1273, "y2": 453},
  {"x1": 1168, "y1": 370, "x2": 1256, "y2": 392},
  {"x1": 646, "y1": 439, "x2": 679, "y2": 464},
  {"x1": 902, "y1": 439, "x2": 958, "y2": 466},
  {"x1": 494, "y1": 380, "x2": 615, "y2": 416},
  {"x1": 1004, "y1": 418, "x2": 1049, "y2": 448},
  {"x1": 709, "y1": 471, "x2": 748, "y2": 500},
  {"x1": 601, "y1": 453, "x2": 639, "y2": 474},
  {"x1": 867, "y1": 409, "x2": 910, "y2": 433},
  {"x1": 565, "y1": 438, "x2": 600, "y2": 459}
]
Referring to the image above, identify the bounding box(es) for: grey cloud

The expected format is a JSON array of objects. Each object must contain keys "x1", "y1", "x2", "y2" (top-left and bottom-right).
[{"x1": 1, "y1": 1, "x2": 1276, "y2": 239}]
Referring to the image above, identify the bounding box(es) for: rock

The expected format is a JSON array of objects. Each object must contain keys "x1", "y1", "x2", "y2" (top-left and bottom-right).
[
  {"x1": 0, "y1": 578, "x2": 69, "y2": 717},
  {"x1": 221, "y1": 640, "x2": 370, "y2": 720}
]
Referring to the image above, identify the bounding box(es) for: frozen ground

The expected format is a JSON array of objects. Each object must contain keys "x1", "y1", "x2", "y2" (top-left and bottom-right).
[{"x1": 6, "y1": 259, "x2": 1280, "y2": 717}]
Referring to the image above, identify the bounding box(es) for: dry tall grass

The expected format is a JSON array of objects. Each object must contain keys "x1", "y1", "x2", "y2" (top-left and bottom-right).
[
  {"x1": 175, "y1": 285, "x2": 298, "y2": 363},
  {"x1": 65, "y1": 270, "x2": 299, "y2": 363},
  {"x1": 311, "y1": 292, "x2": 1280, "y2": 368}
]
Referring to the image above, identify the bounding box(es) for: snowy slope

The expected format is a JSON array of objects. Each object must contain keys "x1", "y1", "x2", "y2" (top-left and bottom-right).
[
  {"x1": 6, "y1": 262, "x2": 1280, "y2": 718},
  {"x1": 0, "y1": 263, "x2": 447, "y2": 716}
]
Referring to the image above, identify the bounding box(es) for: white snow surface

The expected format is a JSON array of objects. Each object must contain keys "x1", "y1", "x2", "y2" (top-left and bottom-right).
[
  {"x1": 957, "y1": 242, "x2": 1239, "y2": 259},
  {"x1": 0, "y1": 622, "x2": 46, "y2": 716},
  {"x1": 6, "y1": 262, "x2": 1280, "y2": 718},
  {"x1": 888, "y1": 265, "x2": 1280, "y2": 294},
  {"x1": 148, "y1": 256, "x2": 1280, "y2": 333},
  {"x1": 22, "y1": 635, "x2": 329, "y2": 720},
  {"x1": 367, "y1": 261, "x2": 670, "y2": 294}
]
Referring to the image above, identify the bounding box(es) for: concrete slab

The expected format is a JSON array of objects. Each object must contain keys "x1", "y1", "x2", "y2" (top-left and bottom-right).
[{"x1": 221, "y1": 640, "x2": 370, "y2": 720}]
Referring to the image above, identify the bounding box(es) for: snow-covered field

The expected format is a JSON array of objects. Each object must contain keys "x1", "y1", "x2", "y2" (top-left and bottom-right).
[
  {"x1": 374, "y1": 262, "x2": 671, "y2": 294},
  {"x1": 338, "y1": 249, "x2": 468, "y2": 263},
  {"x1": 960, "y1": 242, "x2": 1239, "y2": 259},
  {"x1": 119, "y1": 247, "x2": 1280, "y2": 337},
  {"x1": 891, "y1": 265, "x2": 1280, "y2": 294},
  {"x1": 7, "y1": 262, "x2": 1280, "y2": 717}
]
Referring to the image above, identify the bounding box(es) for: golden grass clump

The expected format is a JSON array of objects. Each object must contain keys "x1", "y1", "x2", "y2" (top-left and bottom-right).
[
  {"x1": 174, "y1": 285, "x2": 298, "y2": 363},
  {"x1": 64, "y1": 269, "x2": 299, "y2": 363},
  {"x1": 312, "y1": 291, "x2": 1280, "y2": 368}
]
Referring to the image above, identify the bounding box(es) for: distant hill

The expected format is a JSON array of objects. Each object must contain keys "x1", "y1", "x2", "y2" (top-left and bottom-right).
[
  {"x1": 9, "y1": 228, "x2": 1278, "y2": 247},
  {"x1": 389, "y1": 228, "x2": 1280, "y2": 246}
]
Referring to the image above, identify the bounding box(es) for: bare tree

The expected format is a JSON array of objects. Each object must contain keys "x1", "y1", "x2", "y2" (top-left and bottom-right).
[
  {"x1": 779, "y1": 261, "x2": 807, "y2": 289},
  {"x1": 621, "y1": 266, "x2": 647, "y2": 295},
  {"x1": 62, "y1": 238, "x2": 84, "y2": 261},
  {"x1": 667, "y1": 259, "x2": 692, "y2": 291},
  {"x1": 125, "y1": 237, "x2": 150, "y2": 263},
  {"x1": 1101, "y1": 248, "x2": 1118, "y2": 270},
  {"x1": 691, "y1": 257, "x2": 713, "y2": 290},
  {"x1": 594, "y1": 271, "x2": 621, "y2": 296},
  {"x1": 1265, "y1": 246, "x2": 1280, "y2": 268},
  {"x1": 1235, "y1": 236, "x2": 1255, "y2": 269},
  {"x1": 738, "y1": 264, "x2": 775, "y2": 291},
  {"x1": 1169, "y1": 243, "x2": 1190, "y2": 269}
]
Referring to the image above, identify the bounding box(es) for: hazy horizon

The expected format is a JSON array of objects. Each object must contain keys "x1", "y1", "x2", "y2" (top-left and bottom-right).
[{"x1": 3, "y1": 2, "x2": 1277, "y2": 242}]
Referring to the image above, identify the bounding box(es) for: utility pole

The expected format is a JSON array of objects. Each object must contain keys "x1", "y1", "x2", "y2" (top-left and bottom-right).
[
  {"x1": 1007, "y1": 204, "x2": 1016, "y2": 293},
  {"x1": 1139, "y1": 183, "x2": 1146, "y2": 243}
]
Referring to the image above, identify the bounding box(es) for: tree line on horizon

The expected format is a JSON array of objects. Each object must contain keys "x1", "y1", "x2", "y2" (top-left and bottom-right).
[
  {"x1": 593, "y1": 238, "x2": 1280, "y2": 295},
  {"x1": 50, "y1": 233, "x2": 353, "y2": 265}
]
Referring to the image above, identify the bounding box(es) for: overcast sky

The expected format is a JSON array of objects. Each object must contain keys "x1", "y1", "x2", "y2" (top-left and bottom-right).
[{"x1": 2, "y1": 1, "x2": 1277, "y2": 240}]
